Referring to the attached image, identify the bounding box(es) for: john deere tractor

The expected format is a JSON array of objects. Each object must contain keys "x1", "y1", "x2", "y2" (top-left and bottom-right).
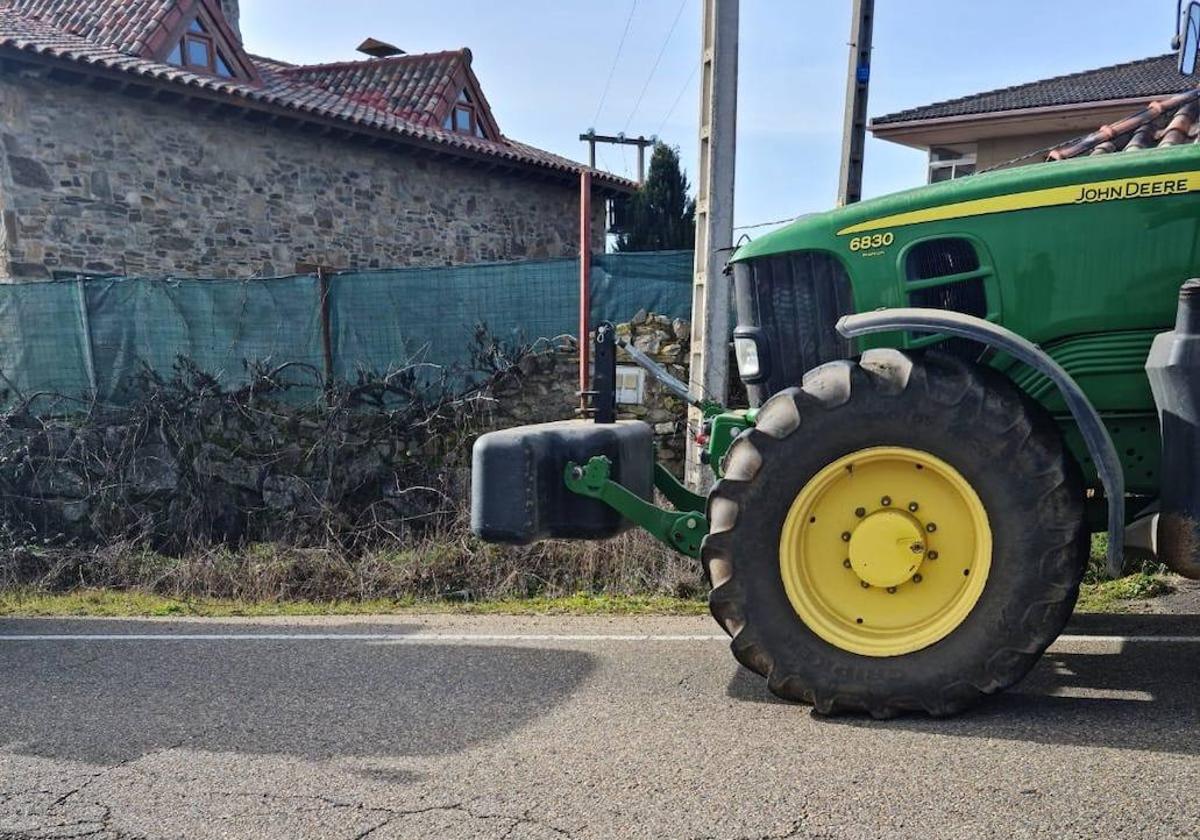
[{"x1": 473, "y1": 19, "x2": 1200, "y2": 717}]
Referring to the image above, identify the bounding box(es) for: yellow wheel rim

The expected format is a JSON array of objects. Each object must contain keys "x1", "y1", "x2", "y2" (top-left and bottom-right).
[{"x1": 779, "y1": 446, "x2": 991, "y2": 657}]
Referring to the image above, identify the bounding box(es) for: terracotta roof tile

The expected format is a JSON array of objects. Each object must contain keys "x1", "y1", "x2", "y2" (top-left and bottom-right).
[
  {"x1": 281, "y1": 51, "x2": 467, "y2": 128},
  {"x1": 874, "y1": 54, "x2": 1193, "y2": 126},
  {"x1": 0, "y1": 1, "x2": 634, "y2": 191},
  {"x1": 1048, "y1": 89, "x2": 1200, "y2": 160},
  {"x1": 1, "y1": 0, "x2": 179, "y2": 54}
]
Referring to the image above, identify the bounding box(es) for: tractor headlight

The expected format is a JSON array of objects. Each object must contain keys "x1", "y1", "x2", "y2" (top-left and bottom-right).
[
  {"x1": 734, "y1": 337, "x2": 760, "y2": 378},
  {"x1": 733, "y1": 327, "x2": 768, "y2": 383}
]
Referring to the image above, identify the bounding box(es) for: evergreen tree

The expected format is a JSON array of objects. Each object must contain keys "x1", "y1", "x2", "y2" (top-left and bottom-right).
[{"x1": 615, "y1": 144, "x2": 696, "y2": 252}]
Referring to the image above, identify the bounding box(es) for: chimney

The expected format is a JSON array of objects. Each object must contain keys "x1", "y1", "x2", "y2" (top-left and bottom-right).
[
  {"x1": 220, "y1": 0, "x2": 242, "y2": 42},
  {"x1": 357, "y1": 38, "x2": 406, "y2": 59}
]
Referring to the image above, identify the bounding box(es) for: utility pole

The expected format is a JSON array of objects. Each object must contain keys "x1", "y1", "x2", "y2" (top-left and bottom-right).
[
  {"x1": 685, "y1": 0, "x2": 738, "y2": 490},
  {"x1": 578, "y1": 170, "x2": 593, "y2": 416},
  {"x1": 837, "y1": 0, "x2": 874, "y2": 206},
  {"x1": 579, "y1": 132, "x2": 657, "y2": 184}
]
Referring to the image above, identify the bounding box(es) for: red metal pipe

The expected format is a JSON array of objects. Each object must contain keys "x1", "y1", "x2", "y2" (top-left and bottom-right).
[{"x1": 579, "y1": 169, "x2": 592, "y2": 414}]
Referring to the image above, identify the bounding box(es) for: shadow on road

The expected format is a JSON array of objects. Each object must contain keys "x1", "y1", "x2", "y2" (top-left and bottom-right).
[
  {"x1": 726, "y1": 613, "x2": 1200, "y2": 755},
  {"x1": 0, "y1": 620, "x2": 596, "y2": 766}
]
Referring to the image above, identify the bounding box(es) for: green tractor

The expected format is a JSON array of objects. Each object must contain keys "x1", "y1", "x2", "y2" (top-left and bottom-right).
[{"x1": 473, "y1": 31, "x2": 1200, "y2": 717}]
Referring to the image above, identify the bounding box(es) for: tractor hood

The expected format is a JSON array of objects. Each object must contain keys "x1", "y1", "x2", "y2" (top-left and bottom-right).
[{"x1": 729, "y1": 142, "x2": 1200, "y2": 264}]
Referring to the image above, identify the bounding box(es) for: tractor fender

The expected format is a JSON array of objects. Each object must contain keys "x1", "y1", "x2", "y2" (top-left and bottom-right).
[{"x1": 837, "y1": 308, "x2": 1124, "y2": 578}]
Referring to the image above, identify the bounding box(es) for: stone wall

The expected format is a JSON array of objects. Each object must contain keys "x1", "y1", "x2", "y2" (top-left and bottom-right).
[
  {"x1": 0, "y1": 312, "x2": 694, "y2": 547},
  {"x1": 486, "y1": 311, "x2": 693, "y2": 471},
  {"x1": 0, "y1": 308, "x2": 707, "y2": 552},
  {"x1": 0, "y1": 73, "x2": 606, "y2": 281}
]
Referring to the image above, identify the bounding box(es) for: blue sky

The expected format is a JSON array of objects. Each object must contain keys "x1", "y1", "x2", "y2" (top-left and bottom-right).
[{"x1": 242, "y1": 1, "x2": 1177, "y2": 234}]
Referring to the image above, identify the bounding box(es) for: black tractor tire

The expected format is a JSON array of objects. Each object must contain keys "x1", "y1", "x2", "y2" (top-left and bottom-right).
[{"x1": 702, "y1": 349, "x2": 1088, "y2": 717}]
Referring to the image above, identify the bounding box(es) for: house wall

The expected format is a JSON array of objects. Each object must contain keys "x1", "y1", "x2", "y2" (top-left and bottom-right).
[
  {"x1": 975, "y1": 130, "x2": 1088, "y2": 170},
  {"x1": 0, "y1": 73, "x2": 606, "y2": 280}
]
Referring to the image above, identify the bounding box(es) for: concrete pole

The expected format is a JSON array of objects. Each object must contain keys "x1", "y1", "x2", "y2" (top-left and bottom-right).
[
  {"x1": 637, "y1": 137, "x2": 646, "y2": 184},
  {"x1": 837, "y1": 0, "x2": 874, "y2": 206},
  {"x1": 685, "y1": 0, "x2": 738, "y2": 490},
  {"x1": 579, "y1": 169, "x2": 593, "y2": 416}
]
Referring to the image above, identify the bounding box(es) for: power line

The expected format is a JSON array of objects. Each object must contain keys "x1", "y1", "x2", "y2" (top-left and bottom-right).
[
  {"x1": 623, "y1": 0, "x2": 690, "y2": 134},
  {"x1": 733, "y1": 215, "x2": 806, "y2": 232},
  {"x1": 654, "y1": 58, "x2": 700, "y2": 139},
  {"x1": 591, "y1": 0, "x2": 639, "y2": 128}
]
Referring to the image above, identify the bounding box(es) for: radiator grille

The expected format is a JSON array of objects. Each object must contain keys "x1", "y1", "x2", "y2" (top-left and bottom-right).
[{"x1": 732, "y1": 251, "x2": 854, "y2": 404}]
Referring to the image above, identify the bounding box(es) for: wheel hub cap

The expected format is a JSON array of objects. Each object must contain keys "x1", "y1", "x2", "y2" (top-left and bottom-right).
[
  {"x1": 778, "y1": 446, "x2": 992, "y2": 658},
  {"x1": 849, "y1": 510, "x2": 925, "y2": 588}
]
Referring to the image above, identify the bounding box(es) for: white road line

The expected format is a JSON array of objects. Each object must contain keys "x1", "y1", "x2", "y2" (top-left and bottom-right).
[
  {"x1": 1056, "y1": 634, "x2": 1200, "y2": 645},
  {"x1": 0, "y1": 633, "x2": 729, "y2": 642},
  {"x1": 0, "y1": 632, "x2": 1196, "y2": 644}
]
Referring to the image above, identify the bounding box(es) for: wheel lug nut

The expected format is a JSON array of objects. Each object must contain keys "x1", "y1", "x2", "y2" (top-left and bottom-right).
[
  {"x1": 887, "y1": 586, "x2": 897, "y2": 594},
  {"x1": 855, "y1": 507, "x2": 866, "y2": 518},
  {"x1": 843, "y1": 558, "x2": 852, "y2": 569},
  {"x1": 841, "y1": 531, "x2": 851, "y2": 542},
  {"x1": 926, "y1": 522, "x2": 937, "y2": 533},
  {"x1": 913, "y1": 574, "x2": 923, "y2": 583},
  {"x1": 928, "y1": 550, "x2": 939, "y2": 560},
  {"x1": 908, "y1": 502, "x2": 919, "y2": 512},
  {"x1": 860, "y1": 581, "x2": 870, "y2": 589},
  {"x1": 881, "y1": 496, "x2": 892, "y2": 506}
]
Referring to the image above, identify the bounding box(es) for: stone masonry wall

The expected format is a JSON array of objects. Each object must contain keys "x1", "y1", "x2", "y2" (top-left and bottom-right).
[
  {"x1": 0, "y1": 73, "x2": 606, "y2": 280},
  {"x1": 486, "y1": 311, "x2": 693, "y2": 471},
  {"x1": 0, "y1": 312, "x2": 695, "y2": 547}
]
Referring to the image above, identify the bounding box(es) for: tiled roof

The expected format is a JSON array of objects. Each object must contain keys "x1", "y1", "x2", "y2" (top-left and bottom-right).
[
  {"x1": 874, "y1": 54, "x2": 1194, "y2": 126},
  {"x1": 0, "y1": 1, "x2": 633, "y2": 191},
  {"x1": 1048, "y1": 89, "x2": 1200, "y2": 160},
  {"x1": 2, "y1": 0, "x2": 179, "y2": 54},
  {"x1": 281, "y1": 51, "x2": 469, "y2": 128}
]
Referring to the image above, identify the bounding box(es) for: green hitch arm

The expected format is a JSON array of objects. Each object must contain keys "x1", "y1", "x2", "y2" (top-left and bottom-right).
[
  {"x1": 654, "y1": 462, "x2": 706, "y2": 513},
  {"x1": 565, "y1": 456, "x2": 708, "y2": 558}
]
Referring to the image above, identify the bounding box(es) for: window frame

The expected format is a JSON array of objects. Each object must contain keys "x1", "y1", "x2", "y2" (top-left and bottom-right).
[
  {"x1": 159, "y1": 8, "x2": 250, "y2": 82},
  {"x1": 442, "y1": 89, "x2": 490, "y2": 139},
  {"x1": 183, "y1": 30, "x2": 216, "y2": 73},
  {"x1": 927, "y1": 146, "x2": 978, "y2": 184}
]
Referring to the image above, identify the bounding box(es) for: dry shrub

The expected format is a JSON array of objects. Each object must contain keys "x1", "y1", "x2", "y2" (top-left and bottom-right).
[{"x1": 0, "y1": 330, "x2": 706, "y2": 603}]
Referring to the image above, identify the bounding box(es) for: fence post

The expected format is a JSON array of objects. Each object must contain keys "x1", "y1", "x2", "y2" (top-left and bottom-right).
[
  {"x1": 74, "y1": 275, "x2": 98, "y2": 401},
  {"x1": 317, "y1": 268, "x2": 334, "y2": 402}
]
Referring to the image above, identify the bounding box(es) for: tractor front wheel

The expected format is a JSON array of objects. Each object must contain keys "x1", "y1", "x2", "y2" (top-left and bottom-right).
[{"x1": 703, "y1": 350, "x2": 1088, "y2": 717}]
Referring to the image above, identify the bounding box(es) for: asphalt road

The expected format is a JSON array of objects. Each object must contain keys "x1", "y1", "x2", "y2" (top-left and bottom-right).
[{"x1": 2, "y1": 613, "x2": 1199, "y2": 840}]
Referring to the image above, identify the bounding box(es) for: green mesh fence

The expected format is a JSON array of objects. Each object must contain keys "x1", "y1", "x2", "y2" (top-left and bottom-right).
[
  {"x1": 86, "y1": 274, "x2": 326, "y2": 402},
  {"x1": 592, "y1": 250, "x2": 693, "y2": 322},
  {"x1": 330, "y1": 258, "x2": 579, "y2": 385},
  {"x1": 0, "y1": 280, "x2": 92, "y2": 411},
  {"x1": 0, "y1": 250, "x2": 693, "y2": 410}
]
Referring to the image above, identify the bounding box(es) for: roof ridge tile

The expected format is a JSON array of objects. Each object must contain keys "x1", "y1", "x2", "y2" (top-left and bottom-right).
[{"x1": 279, "y1": 48, "x2": 468, "y2": 75}]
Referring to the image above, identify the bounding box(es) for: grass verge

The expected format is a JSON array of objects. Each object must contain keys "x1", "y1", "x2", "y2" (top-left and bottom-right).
[
  {"x1": 0, "y1": 581, "x2": 1170, "y2": 617},
  {"x1": 1077, "y1": 573, "x2": 1173, "y2": 613},
  {"x1": 0, "y1": 588, "x2": 710, "y2": 619},
  {"x1": 0, "y1": 532, "x2": 1173, "y2": 618},
  {"x1": 1083, "y1": 532, "x2": 1174, "y2": 612}
]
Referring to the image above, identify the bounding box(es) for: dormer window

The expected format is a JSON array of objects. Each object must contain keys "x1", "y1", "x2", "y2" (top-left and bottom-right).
[
  {"x1": 160, "y1": 6, "x2": 256, "y2": 82},
  {"x1": 443, "y1": 90, "x2": 489, "y2": 139},
  {"x1": 166, "y1": 19, "x2": 234, "y2": 77}
]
